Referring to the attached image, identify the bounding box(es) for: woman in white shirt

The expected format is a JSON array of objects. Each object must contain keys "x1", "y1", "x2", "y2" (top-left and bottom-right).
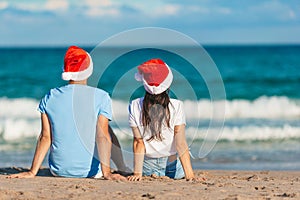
[{"x1": 128, "y1": 58, "x2": 198, "y2": 181}]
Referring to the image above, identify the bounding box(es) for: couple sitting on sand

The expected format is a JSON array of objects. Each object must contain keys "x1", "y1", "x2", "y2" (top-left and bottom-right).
[{"x1": 9, "y1": 46, "x2": 201, "y2": 181}]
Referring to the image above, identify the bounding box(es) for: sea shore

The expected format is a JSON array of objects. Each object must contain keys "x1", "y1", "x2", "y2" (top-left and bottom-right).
[{"x1": 0, "y1": 168, "x2": 299, "y2": 199}]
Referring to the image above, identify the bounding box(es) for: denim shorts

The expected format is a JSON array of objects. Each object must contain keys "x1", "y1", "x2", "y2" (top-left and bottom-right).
[{"x1": 143, "y1": 156, "x2": 185, "y2": 179}]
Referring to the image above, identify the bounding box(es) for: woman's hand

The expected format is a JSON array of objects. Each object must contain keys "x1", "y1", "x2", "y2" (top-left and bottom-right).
[
  {"x1": 127, "y1": 173, "x2": 142, "y2": 181},
  {"x1": 186, "y1": 175, "x2": 207, "y2": 182},
  {"x1": 7, "y1": 171, "x2": 36, "y2": 179}
]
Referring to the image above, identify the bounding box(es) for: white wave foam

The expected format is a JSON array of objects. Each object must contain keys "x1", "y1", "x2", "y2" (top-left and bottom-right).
[
  {"x1": 0, "y1": 98, "x2": 40, "y2": 140},
  {"x1": 185, "y1": 125, "x2": 300, "y2": 141},
  {"x1": 0, "y1": 98, "x2": 40, "y2": 119},
  {"x1": 183, "y1": 96, "x2": 300, "y2": 120},
  {"x1": 1, "y1": 96, "x2": 300, "y2": 141},
  {"x1": 113, "y1": 96, "x2": 300, "y2": 120},
  {"x1": 113, "y1": 125, "x2": 300, "y2": 141},
  {"x1": 222, "y1": 96, "x2": 300, "y2": 119}
]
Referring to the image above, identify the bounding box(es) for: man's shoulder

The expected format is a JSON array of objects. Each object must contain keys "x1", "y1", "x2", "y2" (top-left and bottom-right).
[
  {"x1": 43, "y1": 85, "x2": 110, "y2": 99},
  {"x1": 49, "y1": 85, "x2": 69, "y2": 94},
  {"x1": 94, "y1": 87, "x2": 109, "y2": 95},
  {"x1": 93, "y1": 87, "x2": 110, "y2": 100},
  {"x1": 41, "y1": 87, "x2": 61, "y2": 99},
  {"x1": 69, "y1": 85, "x2": 110, "y2": 98}
]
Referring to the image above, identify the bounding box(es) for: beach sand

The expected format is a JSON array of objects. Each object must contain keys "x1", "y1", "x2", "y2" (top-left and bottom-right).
[{"x1": 0, "y1": 168, "x2": 299, "y2": 200}]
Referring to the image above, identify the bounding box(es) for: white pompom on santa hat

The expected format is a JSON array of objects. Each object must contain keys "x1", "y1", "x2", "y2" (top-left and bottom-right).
[
  {"x1": 135, "y1": 58, "x2": 173, "y2": 95},
  {"x1": 61, "y1": 46, "x2": 93, "y2": 81}
]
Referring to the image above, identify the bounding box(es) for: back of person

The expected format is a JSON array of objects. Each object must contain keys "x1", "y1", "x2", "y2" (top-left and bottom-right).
[
  {"x1": 39, "y1": 83, "x2": 111, "y2": 177},
  {"x1": 129, "y1": 97, "x2": 185, "y2": 158},
  {"x1": 8, "y1": 46, "x2": 127, "y2": 181},
  {"x1": 128, "y1": 58, "x2": 201, "y2": 181}
]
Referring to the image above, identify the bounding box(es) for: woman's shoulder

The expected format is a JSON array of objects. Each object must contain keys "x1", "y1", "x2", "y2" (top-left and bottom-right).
[
  {"x1": 169, "y1": 99, "x2": 184, "y2": 113},
  {"x1": 170, "y1": 98, "x2": 183, "y2": 106},
  {"x1": 129, "y1": 97, "x2": 144, "y2": 110},
  {"x1": 130, "y1": 97, "x2": 144, "y2": 104}
]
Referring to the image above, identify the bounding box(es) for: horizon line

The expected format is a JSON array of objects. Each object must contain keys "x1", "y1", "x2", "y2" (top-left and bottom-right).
[{"x1": 1, "y1": 42, "x2": 300, "y2": 48}]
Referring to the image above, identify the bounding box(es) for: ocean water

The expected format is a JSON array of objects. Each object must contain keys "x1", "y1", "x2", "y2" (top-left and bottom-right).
[{"x1": 0, "y1": 45, "x2": 299, "y2": 170}]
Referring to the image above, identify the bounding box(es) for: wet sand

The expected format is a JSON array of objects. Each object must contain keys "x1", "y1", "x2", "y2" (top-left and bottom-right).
[{"x1": 0, "y1": 167, "x2": 299, "y2": 200}]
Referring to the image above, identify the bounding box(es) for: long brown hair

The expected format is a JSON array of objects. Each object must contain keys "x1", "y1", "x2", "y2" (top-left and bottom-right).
[{"x1": 142, "y1": 90, "x2": 171, "y2": 142}]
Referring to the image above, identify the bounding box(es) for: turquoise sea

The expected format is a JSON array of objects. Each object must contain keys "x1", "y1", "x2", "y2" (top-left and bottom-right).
[{"x1": 0, "y1": 45, "x2": 299, "y2": 170}]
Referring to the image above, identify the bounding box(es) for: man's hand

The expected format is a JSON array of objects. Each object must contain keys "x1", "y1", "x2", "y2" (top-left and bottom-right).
[
  {"x1": 7, "y1": 114, "x2": 51, "y2": 180},
  {"x1": 103, "y1": 173, "x2": 127, "y2": 181},
  {"x1": 7, "y1": 171, "x2": 36, "y2": 179}
]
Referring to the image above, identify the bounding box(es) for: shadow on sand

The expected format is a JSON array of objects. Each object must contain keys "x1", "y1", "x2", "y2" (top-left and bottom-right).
[{"x1": 0, "y1": 167, "x2": 53, "y2": 177}]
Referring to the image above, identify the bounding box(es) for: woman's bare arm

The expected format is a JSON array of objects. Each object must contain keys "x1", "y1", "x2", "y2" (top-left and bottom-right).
[
  {"x1": 128, "y1": 127, "x2": 145, "y2": 181},
  {"x1": 174, "y1": 124, "x2": 195, "y2": 180}
]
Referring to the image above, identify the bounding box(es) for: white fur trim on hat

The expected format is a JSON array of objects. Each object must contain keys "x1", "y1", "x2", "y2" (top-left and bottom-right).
[
  {"x1": 61, "y1": 53, "x2": 93, "y2": 81},
  {"x1": 140, "y1": 64, "x2": 173, "y2": 95}
]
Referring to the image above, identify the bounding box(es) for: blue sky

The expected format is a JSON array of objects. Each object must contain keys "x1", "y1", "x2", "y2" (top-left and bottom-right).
[{"x1": 0, "y1": 0, "x2": 299, "y2": 46}]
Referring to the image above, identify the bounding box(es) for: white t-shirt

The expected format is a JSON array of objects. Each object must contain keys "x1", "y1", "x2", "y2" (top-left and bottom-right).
[{"x1": 129, "y1": 97, "x2": 186, "y2": 158}]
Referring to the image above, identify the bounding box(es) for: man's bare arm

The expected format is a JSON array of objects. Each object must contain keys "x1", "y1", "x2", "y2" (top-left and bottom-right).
[{"x1": 8, "y1": 113, "x2": 51, "y2": 178}]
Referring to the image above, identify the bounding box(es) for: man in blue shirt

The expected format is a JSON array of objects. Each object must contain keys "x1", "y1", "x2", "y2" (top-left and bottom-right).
[{"x1": 9, "y1": 46, "x2": 126, "y2": 180}]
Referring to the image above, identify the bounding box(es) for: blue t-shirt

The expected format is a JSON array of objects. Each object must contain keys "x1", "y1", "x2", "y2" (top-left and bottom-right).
[{"x1": 38, "y1": 84, "x2": 112, "y2": 178}]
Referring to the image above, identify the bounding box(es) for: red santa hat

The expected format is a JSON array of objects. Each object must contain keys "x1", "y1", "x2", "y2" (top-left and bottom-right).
[
  {"x1": 135, "y1": 58, "x2": 173, "y2": 95},
  {"x1": 61, "y1": 46, "x2": 93, "y2": 81}
]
